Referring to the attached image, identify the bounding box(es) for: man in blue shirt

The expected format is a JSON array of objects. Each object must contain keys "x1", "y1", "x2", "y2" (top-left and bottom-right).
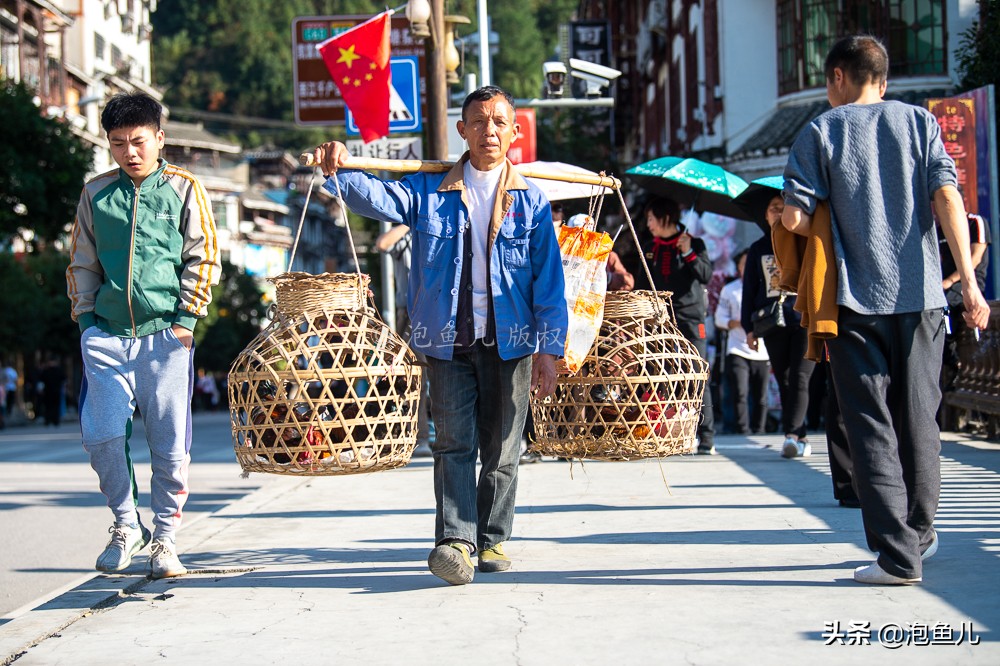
[
  {"x1": 782, "y1": 35, "x2": 989, "y2": 585},
  {"x1": 311, "y1": 86, "x2": 567, "y2": 585}
]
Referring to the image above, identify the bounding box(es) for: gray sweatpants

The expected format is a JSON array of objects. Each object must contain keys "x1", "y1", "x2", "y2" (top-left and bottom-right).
[{"x1": 79, "y1": 326, "x2": 194, "y2": 542}]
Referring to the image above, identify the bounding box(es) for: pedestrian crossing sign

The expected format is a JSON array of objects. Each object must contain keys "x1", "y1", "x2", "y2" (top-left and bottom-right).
[{"x1": 347, "y1": 56, "x2": 422, "y2": 135}]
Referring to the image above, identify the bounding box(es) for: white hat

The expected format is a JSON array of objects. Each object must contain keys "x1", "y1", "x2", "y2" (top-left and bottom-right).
[{"x1": 566, "y1": 213, "x2": 592, "y2": 228}]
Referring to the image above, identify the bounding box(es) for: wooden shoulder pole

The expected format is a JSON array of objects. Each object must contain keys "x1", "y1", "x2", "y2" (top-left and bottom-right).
[{"x1": 299, "y1": 153, "x2": 621, "y2": 190}]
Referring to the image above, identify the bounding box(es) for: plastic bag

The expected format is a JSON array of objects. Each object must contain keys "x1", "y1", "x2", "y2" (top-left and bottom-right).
[{"x1": 557, "y1": 216, "x2": 613, "y2": 374}]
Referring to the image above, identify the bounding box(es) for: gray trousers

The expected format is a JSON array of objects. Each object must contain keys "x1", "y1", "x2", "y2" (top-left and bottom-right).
[
  {"x1": 826, "y1": 307, "x2": 944, "y2": 579},
  {"x1": 79, "y1": 327, "x2": 195, "y2": 542}
]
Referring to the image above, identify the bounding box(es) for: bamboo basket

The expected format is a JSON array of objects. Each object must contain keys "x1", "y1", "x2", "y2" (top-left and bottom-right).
[
  {"x1": 530, "y1": 290, "x2": 709, "y2": 461},
  {"x1": 228, "y1": 272, "x2": 422, "y2": 475}
]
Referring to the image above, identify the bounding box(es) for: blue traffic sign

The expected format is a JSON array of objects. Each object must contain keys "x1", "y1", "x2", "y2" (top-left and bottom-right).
[{"x1": 347, "y1": 56, "x2": 422, "y2": 135}]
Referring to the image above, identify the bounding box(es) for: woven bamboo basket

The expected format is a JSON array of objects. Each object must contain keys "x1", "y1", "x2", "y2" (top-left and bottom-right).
[
  {"x1": 530, "y1": 290, "x2": 709, "y2": 461},
  {"x1": 228, "y1": 272, "x2": 422, "y2": 475}
]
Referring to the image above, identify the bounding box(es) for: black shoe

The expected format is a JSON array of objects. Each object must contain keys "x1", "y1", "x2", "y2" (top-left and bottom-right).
[
  {"x1": 697, "y1": 446, "x2": 717, "y2": 456},
  {"x1": 520, "y1": 450, "x2": 542, "y2": 464},
  {"x1": 838, "y1": 497, "x2": 862, "y2": 508}
]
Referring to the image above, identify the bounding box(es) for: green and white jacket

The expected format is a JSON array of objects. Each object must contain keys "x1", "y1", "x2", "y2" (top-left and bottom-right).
[{"x1": 67, "y1": 159, "x2": 220, "y2": 337}]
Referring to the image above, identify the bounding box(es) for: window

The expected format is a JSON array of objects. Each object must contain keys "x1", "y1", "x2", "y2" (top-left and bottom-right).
[
  {"x1": 776, "y1": 0, "x2": 946, "y2": 95},
  {"x1": 212, "y1": 200, "x2": 229, "y2": 230},
  {"x1": 111, "y1": 45, "x2": 123, "y2": 71},
  {"x1": 94, "y1": 33, "x2": 106, "y2": 62}
]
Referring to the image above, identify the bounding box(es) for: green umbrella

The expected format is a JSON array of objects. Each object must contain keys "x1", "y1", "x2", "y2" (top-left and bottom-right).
[
  {"x1": 625, "y1": 156, "x2": 749, "y2": 219},
  {"x1": 733, "y1": 175, "x2": 785, "y2": 232}
]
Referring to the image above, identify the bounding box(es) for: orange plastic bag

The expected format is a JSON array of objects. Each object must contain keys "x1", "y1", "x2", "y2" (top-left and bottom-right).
[{"x1": 557, "y1": 216, "x2": 613, "y2": 374}]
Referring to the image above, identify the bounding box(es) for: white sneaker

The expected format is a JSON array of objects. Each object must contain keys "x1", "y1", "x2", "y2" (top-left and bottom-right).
[
  {"x1": 149, "y1": 538, "x2": 188, "y2": 579},
  {"x1": 921, "y1": 530, "x2": 939, "y2": 561},
  {"x1": 96, "y1": 523, "x2": 151, "y2": 572},
  {"x1": 781, "y1": 436, "x2": 811, "y2": 458}
]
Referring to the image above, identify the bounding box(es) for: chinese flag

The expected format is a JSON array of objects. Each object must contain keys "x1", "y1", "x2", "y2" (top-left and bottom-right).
[{"x1": 317, "y1": 12, "x2": 392, "y2": 143}]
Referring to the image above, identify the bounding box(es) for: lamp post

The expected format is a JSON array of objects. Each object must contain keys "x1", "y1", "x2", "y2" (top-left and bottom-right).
[
  {"x1": 408, "y1": 0, "x2": 469, "y2": 160},
  {"x1": 424, "y1": 0, "x2": 448, "y2": 160},
  {"x1": 477, "y1": 0, "x2": 490, "y2": 86}
]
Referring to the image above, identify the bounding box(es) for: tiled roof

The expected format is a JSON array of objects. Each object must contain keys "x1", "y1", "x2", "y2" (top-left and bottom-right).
[
  {"x1": 731, "y1": 88, "x2": 951, "y2": 161},
  {"x1": 163, "y1": 120, "x2": 241, "y2": 154}
]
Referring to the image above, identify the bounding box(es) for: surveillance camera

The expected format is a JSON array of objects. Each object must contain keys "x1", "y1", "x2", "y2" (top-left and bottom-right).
[
  {"x1": 543, "y1": 61, "x2": 567, "y2": 98},
  {"x1": 544, "y1": 61, "x2": 567, "y2": 78},
  {"x1": 569, "y1": 58, "x2": 622, "y2": 82},
  {"x1": 570, "y1": 72, "x2": 610, "y2": 98}
]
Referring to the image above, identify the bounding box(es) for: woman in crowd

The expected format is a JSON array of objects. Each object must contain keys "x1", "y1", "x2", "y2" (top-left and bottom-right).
[{"x1": 741, "y1": 196, "x2": 815, "y2": 458}]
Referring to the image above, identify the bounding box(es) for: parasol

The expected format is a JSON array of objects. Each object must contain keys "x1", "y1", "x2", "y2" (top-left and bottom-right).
[{"x1": 625, "y1": 156, "x2": 749, "y2": 219}]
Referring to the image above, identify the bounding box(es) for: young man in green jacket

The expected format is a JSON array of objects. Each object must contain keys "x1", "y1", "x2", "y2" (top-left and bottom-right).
[{"x1": 67, "y1": 92, "x2": 220, "y2": 579}]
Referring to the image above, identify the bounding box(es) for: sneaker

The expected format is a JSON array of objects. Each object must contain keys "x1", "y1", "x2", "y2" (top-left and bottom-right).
[
  {"x1": 478, "y1": 543, "x2": 512, "y2": 573},
  {"x1": 921, "y1": 530, "x2": 939, "y2": 561},
  {"x1": 95, "y1": 522, "x2": 151, "y2": 572},
  {"x1": 149, "y1": 538, "x2": 188, "y2": 579},
  {"x1": 853, "y1": 561, "x2": 921, "y2": 585},
  {"x1": 696, "y1": 445, "x2": 717, "y2": 456},
  {"x1": 427, "y1": 542, "x2": 474, "y2": 585},
  {"x1": 520, "y1": 450, "x2": 542, "y2": 464},
  {"x1": 781, "y1": 436, "x2": 811, "y2": 458}
]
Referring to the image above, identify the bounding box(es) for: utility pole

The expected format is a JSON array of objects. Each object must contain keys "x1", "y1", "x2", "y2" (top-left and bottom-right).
[
  {"x1": 477, "y1": 0, "x2": 490, "y2": 86},
  {"x1": 425, "y1": 0, "x2": 449, "y2": 160}
]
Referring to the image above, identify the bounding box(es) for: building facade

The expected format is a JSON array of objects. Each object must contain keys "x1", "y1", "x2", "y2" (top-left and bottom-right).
[{"x1": 580, "y1": 0, "x2": 981, "y2": 181}]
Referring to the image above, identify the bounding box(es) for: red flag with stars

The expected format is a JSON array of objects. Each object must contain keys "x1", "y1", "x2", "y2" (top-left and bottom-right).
[{"x1": 317, "y1": 12, "x2": 392, "y2": 143}]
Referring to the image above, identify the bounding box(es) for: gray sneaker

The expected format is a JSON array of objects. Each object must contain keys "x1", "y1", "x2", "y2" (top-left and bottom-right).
[
  {"x1": 96, "y1": 522, "x2": 151, "y2": 572},
  {"x1": 149, "y1": 538, "x2": 188, "y2": 579}
]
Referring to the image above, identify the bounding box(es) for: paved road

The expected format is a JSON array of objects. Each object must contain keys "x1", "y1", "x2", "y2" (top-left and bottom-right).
[
  {"x1": 0, "y1": 412, "x2": 272, "y2": 619},
  {"x1": 1, "y1": 432, "x2": 998, "y2": 665}
]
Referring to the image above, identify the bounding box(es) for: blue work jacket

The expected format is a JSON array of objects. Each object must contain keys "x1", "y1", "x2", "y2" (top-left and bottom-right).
[{"x1": 324, "y1": 154, "x2": 568, "y2": 362}]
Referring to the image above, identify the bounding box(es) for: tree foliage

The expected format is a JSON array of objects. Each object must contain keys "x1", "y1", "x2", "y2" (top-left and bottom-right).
[
  {"x1": 151, "y1": 0, "x2": 385, "y2": 148},
  {"x1": 0, "y1": 250, "x2": 78, "y2": 358},
  {"x1": 0, "y1": 80, "x2": 93, "y2": 246},
  {"x1": 151, "y1": 0, "x2": 585, "y2": 150},
  {"x1": 449, "y1": 0, "x2": 577, "y2": 99},
  {"x1": 956, "y1": 0, "x2": 1000, "y2": 91}
]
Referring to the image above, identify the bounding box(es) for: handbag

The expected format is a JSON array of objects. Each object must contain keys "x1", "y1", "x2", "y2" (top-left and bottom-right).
[{"x1": 751, "y1": 293, "x2": 787, "y2": 338}]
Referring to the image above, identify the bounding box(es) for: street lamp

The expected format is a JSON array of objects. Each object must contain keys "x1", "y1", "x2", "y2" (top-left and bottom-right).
[
  {"x1": 405, "y1": 0, "x2": 432, "y2": 39},
  {"x1": 443, "y1": 15, "x2": 471, "y2": 85}
]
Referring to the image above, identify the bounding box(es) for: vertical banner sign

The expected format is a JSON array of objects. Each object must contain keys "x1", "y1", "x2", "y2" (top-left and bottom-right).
[
  {"x1": 506, "y1": 109, "x2": 536, "y2": 165},
  {"x1": 293, "y1": 15, "x2": 426, "y2": 126},
  {"x1": 569, "y1": 20, "x2": 611, "y2": 99},
  {"x1": 927, "y1": 96, "x2": 978, "y2": 214},
  {"x1": 928, "y1": 86, "x2": 1000, "y2": 298}
]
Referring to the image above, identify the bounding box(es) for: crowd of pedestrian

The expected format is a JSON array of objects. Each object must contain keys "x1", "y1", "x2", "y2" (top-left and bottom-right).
[{"x1": 37, "y1": 32, "x2": 992, "y2": 593}]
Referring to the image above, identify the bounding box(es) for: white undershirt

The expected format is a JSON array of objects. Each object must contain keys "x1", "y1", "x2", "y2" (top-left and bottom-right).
[{"x1": 463, "y1": 161, "x2": 503, "y2": 339}]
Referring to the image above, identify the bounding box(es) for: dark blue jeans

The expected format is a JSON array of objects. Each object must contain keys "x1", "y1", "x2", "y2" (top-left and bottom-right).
[
  {"x1": 426, "y1": 343, "x2": 531, "y2": 552},
  {"x1": 827, "y1": 308, "x2": 944, "y2": 579}
]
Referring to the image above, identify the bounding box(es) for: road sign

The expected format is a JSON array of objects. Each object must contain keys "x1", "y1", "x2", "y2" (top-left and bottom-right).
[
  {"x1": 347, "y1": 57, "x2": 422, "y2": 135},
  {"x1": 293, "y1": 15, "x2": 426, "y2": 125},
  {"x1": 345, "y1": 136, "x2": 423, "y2": 161},
  {"x1": 507, "y1": 109, "x2": 536, "y2": 164}
]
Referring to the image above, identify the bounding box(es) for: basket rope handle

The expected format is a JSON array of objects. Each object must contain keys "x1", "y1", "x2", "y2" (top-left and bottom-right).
[
  {"x1": 286, "y1": 171, "x2": 314, "y2": 273},
  {"x1": 288, "y1": 169, "x2": 362, "y2": 278},
  {"x1": 613, "y1": 186, "x2": 665, "y2": 321}
]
